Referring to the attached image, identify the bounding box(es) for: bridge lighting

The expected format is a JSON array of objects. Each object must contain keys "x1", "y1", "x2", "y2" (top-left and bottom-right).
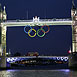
[
  {"x1": 68, "y1": 50, "x2": 71, "y2": 54},
  {"x1": 64, "y1": 69, "x2": 70, "y2": 72},
  {"x1": 61, "y1": 57, "x2": 64, "y2": 61},
  {"x1": 6, "y1": 57, "x2": 18, "y2": 63},
  {"x1": 68, "y1": 47, "x2": 71, "y2": 54},
  {"x1": 64, "y1": 57, "x2": 68, "y2": 61},
  {"x1": 7, "y1": 58, "x2": 10, "y2": 62},
  {"x1": 60, "y1": 69, "x2": 70, "y2": 72},
  {"x1": 57, "y1": 57, "x2": 60, "y2": 60}
]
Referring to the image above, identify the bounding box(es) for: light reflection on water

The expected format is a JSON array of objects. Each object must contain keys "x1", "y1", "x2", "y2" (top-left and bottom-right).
[{"x1": 0, "y1": 69, "x2": 77, "y2": 77}]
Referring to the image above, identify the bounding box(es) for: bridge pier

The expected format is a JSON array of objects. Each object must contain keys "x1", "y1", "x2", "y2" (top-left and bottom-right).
[
  {"x1": 69, "y1": 52, "x2": 77, "y2": 68},
  {"x1": 0, "y1": 56, "x2": 6, "y2": 68},
  {"x1": 0, "y1": 24, "x2": 6, "y2": 68}
]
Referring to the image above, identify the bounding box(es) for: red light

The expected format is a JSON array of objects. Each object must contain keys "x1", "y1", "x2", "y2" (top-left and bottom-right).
[{"x1": 68, "y1": 50, "x2": 71, "y2": 54}]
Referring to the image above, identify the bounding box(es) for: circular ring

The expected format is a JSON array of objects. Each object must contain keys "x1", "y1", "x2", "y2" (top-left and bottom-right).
[
  {"x1": 28, "y1": 28, "x2": 36, "y2": 37},
  {"x1": 24, "y1": 25, "x2": 32, "y2": 34},
  {"x1": 37, "y1": 28, "x2": 45, "y2": 37},
  {"x1": 41, "y1": 25, "x2": 50, "y2": 33}
]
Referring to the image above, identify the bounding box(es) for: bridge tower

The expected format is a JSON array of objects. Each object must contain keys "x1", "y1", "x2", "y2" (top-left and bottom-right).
[
  {"x1": 0, "y1": 4, "x2": 7, "y2": 56},
  {"x1": 69, "y1": 0, "x2": 77, "y2": 68},
  {"x1": 0, "y1": 4, "x2": 7, "y2": 68}
]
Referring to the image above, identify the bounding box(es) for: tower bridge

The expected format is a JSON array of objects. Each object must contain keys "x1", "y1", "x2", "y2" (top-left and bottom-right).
[{"x1": 0, "y1": 0, "x2": 77, "y2": 68}]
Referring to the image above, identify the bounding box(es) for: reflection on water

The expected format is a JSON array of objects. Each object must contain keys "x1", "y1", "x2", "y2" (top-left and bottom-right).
[{"x1": 0, "y1": 69, "x2": 77, "y2": 77}]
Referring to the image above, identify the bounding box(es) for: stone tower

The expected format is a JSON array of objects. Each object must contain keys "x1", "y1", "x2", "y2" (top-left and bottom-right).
[
  {"x1": 71, "y1": 0, "x2": 77, "y2": 53},
  {"x1": 0, "y1": 4, "x2": 7, "y2": 56},
  {"x1": 0, "y1": 4, "x2": 6, "y2": 68},
  {"x1": 68, "y1": 0, "x2": 77, "y2": 68},
  {"x1": 0, "y1": 4, "x2": 3, "y2": 56}
]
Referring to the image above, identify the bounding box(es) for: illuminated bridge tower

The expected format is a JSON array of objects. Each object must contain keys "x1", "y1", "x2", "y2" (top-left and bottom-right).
[
  {"x1": 0, "y1": 4, "x2": 7, "y2": 68},
  {"x1": 0, "y1": 4, "x2": 7, "y2": 56},
  {"x1": 69, "y1": 0, "x2": 77, "y2": 68}
]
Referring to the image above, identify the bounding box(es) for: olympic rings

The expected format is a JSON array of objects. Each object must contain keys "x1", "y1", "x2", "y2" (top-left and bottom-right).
[
  {"x1": 24, "y1": 25, "x2": 32, "y2": 34},
  {"x1": 41, "y1": 25, "x2": 50, "y2": 33},
  {"x1": 37, "y1": 28, "x2": 45, "y2": 37},
  {"x1": 28, "y1": 28, "x2": 36, "y2": 37},
  {"x1": 24, "y1": 25, "x2": 50, "y2": 37}
]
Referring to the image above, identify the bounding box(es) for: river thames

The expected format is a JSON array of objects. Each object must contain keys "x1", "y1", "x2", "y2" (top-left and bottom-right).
[{"x1": 0, "y1": 69, "x2": 77, "y2": 77}]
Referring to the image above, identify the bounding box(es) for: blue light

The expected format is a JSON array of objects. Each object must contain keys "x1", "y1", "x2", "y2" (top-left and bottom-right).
[
  {"x1": 64, "y1": 57, "x2": 68, "y2": 61},
  {"x1": 57, "y1": 57, "x2": 61, "y2": 60},
  {"x1": 24, "y1": 25, "x2": 32, "y2": 34},
  {"x1": 6, "y1": 56, "x2": 68, "y2": 63},
  {"x1": 61, "y1": 57, "x2": 64, "y2": 61},
  {"x1": 7, "y1": 57, "x2": 18, "y2": 63},
  {"x1": 58, "y1": 69, "x2": 70, "y2": 72}
]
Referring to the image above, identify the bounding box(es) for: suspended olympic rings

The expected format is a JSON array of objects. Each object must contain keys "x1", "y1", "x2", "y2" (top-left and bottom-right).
[
  {"x1": 37, "y1": 28, "x2": 45, "y2": 37},
  {"x1": 24, "y1": 25, "x2": 32, "y2": 34},
  {"x1": 41, "y1": 25, "x2": 50, "y2": 33},
  {"x1": 24, "y1": 25, "x2": 50, "y2": 37},
  {"x1": 28, "y1": 28, "x2": 36, "y2": 37}
]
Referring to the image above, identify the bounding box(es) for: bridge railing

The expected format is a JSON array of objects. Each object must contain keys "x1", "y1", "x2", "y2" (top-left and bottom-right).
[{"x1": 5, "y1": 18, "x2": 72, "y2": 22}]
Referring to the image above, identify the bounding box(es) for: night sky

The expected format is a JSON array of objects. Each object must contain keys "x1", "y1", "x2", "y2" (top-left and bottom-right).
[{"x1": 0, "y1": 0, "x2": 76, "y2": 56}]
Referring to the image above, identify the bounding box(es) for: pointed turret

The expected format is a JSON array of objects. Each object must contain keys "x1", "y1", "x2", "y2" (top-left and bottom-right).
[
  {"x1": 71, "y1": 0, "x2": 77, "y2": 19},
  {"x1": 72, "y1": 0, "x2": 76, "y2": 10},
  {"x1": 3, "y1": 6, "x2": 7, "y2": 21}
]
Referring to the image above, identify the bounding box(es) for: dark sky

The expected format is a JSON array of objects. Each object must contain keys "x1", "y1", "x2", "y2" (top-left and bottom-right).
[
  {"x1": 0, "y1": 0, "x2": 73, "y2": 19},
  {"x1": 0, "y1": 0, "x2": 76, "y2": 56}
]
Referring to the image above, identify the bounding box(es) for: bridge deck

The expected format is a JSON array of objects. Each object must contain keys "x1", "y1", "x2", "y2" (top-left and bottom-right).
[
  {"x1": 7, "y1": 56, "x2": 68, "y2": 58},
  {"x1": 2, "y1": 19, "x2": 72, "y2": 27},
  {"x1": 6, "y1": 56, "x2": 68, "y2": 63}
]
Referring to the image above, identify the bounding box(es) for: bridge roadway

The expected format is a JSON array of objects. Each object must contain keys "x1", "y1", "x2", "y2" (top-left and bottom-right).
[
  {"x1": 2, "y1": 19, "x2": 72, "y2": 27},
  {"x1": 6, "y1": 56, "x2": 68, "y2": 63}
]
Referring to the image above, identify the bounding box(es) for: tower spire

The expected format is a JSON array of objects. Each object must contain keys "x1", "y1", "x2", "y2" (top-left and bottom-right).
[
  {"x1": 72, "y1": 0, "x2": 76, "y2": 9},
  {"x1": 3, "y1": 6, "x2": 7, "y2": 20}
]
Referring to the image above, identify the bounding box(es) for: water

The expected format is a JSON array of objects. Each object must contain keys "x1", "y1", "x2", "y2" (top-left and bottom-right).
[{"x1": 0, "y1": 69, "x2": 77, "y2": 77}]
